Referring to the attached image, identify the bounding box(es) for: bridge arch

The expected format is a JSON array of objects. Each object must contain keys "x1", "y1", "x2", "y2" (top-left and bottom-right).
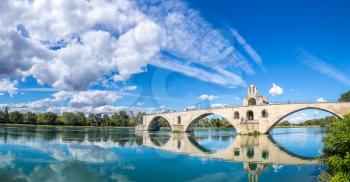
[
  {"x1": 148, "y1": 116, "x2": 172, "y2": 131},
  {"x1": 185, "y1": 112, "x2": 235, "y2": 132},
  {"x1": 265, "y1": 106, "x2": 343, "y2": 133},
  {"x1": 149, "y1": 133, "x2": 171, "y2": 147}
]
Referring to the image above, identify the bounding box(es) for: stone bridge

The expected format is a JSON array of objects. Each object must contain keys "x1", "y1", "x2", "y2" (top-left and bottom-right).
[
  {"x1": 143, "y1": 133, "x2": 319, "y2": 166},
  {"x1": 141, "y1": 102, "x2": 350, "y2": 134}
]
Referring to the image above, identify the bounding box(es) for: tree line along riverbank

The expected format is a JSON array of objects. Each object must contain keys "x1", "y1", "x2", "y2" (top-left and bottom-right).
[
  {"x1": 277, "y1": 116, "x2": 338, "y2": 128},
  {"x1": 0, "y1": 108, "x2": 144, "y2": 127}
]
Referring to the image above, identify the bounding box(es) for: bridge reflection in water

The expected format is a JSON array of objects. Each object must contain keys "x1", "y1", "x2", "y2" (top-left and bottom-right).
[{"x1": 143, "y1": 132, "x2": 320, "y2": 182}]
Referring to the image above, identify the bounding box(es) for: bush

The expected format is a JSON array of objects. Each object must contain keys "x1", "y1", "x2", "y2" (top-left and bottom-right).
[
  {"x1": 321, "y1": 114, "x2": 350, "y2": 181},
  {"x1": 323, "y1": 115, "x2": 350, "y2": 158}
]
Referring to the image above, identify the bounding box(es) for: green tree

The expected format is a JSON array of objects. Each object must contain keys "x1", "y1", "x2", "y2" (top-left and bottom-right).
[
  {"x1": 87, "y1": 114, "x2": 103, "y2": 126},
  {"x1": 157, "y1": 117, "x2": 170, "y2": 128},
  {"x1": 9, "y1": 111, "x2": 24, "y2": 124},
  {"x1": 118, "y1": 111, "x2": 129, "y2": 127},
  {"x1": 0, "y1": 107, "x2": 9, "y2": 123},
  {"x1": 76, "y1": 112, "x2": 87, "y2": 126},
  {"x1": 339, "y1": 91, "x2": 350, "y2": 102},
  {"x1": 195, "y1": 118, "x2": 211, "y2": 128},
  {"x1": 323, "y1": 115, "x2": 350, "y2": 158},
  {"x1": 110, "y1": 113, "x2": 119, "y2": 126},
  {"x1": 61, "y1": 112, "x2": 78, "y2": 125},
  {"x1": 321, "y1": 114, "x2": 350, "y2": 181},
  {"x1": 0, "y1": 110, "x2": 6, "y2": 123},
  {"x1": 134, "y1": 112, "x2": 145, "y2": 126},
  {"x1": 23, "y1": 112, "x2": 37, "y2": 124},
  {"x1": 40, "y1": 112, "x2": 59, "y2": 125},
  {"x1": 110, "y1": 111, "x2": 129, "y2": 127},
  {"x1": 210, "y1": 118, "x2": 222, "y2": 128},
  {"x1": 102, "y1": 114, "x2": 111, "y2": 126},
  {"x1": 278, "y1": 120, "x2": 291, "y2": 126},
  {"x1": 128, "y1": 111, "x2": 136, "y2": 127}
]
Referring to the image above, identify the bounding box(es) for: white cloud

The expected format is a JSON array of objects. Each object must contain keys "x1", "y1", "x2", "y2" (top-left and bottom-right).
[
  {"x1": 0, "y1": 0, "x2": 160, "y2": 91},
  {"x1": 316, "y1": 98, "x2": 327, "y2": 103},
  {"x1": 0, "y1": 79, "x2": 18, "y2": 97},
  {"x1": 210, "y1": 103, "x2": 226, "y2": 108},
  {"x1": 19, "y1": 87, "x2": 58, "y2": 92},
  {"x1": 151, "y1": 58, "x2": 246, "y2": 86},
  {"x1": 0, "y1": 29, "x2": 51, "y2": 78},
  {"x1": 269, "y1": 83, "x2": 283, "y2": 96},
  {"x1": 300, "y1": 50, "x2": 350, "y2": 86},
  {"x1": 123, "y1": 85, "x2": 138, "y2": 91},
  {"x1": 0, "y1": 153, "x2": 14, "y2": 168},
  {"x1": 2, "y1": 89, "x2": 167, "y2": 114},
  {"x1": 5, "y1": 90, "x2": 120, "y2": 113},
  {"x1": 197, "y1": 94, "x2": 218, "y2": 101},
  {"x1": 272, "y1": 164, "x2": 284, "y2": 172},
  {"x1": 67, "y1": 145, "x2": 117, "y2": 163},
  {"x1": 0, "y1": 0, "x2": 262, "y2": 92},
  {"x1": 230, "y1": 29, "x2": 262, "y2": 66},
  {"x1": 184, "y1": 106, "x2": 196, "y2": 110},
  {"x1": 283, "y1": 109, "x2": 333, "y2": 124},
  {"x1": 285, "y1": 112, "x2": 310, "y2": 123},
  {"x1": 68, "y1": 91, "x2": 120, "y2": 108}
]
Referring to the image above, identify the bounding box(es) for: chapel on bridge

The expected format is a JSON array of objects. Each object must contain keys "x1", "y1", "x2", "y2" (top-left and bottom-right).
[{"x1": 243, "y1": 84, "x2": 269, "y2": 106}]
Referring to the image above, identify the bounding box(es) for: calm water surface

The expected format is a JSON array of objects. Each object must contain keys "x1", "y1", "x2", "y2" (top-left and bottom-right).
[{"x1": 0, "y1": 126, "x2": 327, "y2": 182}]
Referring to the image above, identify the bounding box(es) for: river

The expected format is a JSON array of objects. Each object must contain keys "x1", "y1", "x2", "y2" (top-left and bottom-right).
[{"x1": 0, "y1": 126, "x2": 327, "y2": 182}]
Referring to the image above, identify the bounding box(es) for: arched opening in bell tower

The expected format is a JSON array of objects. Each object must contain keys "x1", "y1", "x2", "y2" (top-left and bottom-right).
[{"x1": 248, "y1": 98, "x2": 257, "y2": 106}]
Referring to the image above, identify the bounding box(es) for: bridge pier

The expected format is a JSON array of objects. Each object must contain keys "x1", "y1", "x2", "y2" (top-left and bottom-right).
[
  {"x1": 171, "y1": 124, "x2": 186, "y2": 132},
  {"x1": 236, "y1": 122, "x2": 261, "y2": 134}
]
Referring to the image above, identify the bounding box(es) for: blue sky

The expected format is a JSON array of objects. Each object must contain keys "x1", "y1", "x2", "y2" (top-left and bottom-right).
[{"x1": 0, "y1": 0, "x2": 349, "y2": 121}]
